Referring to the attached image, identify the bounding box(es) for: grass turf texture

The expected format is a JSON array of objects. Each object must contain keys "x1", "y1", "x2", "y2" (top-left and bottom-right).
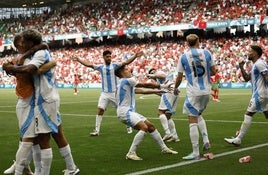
[{"x1": 0, "y1": 88, "x2": 268, "y2": 175}]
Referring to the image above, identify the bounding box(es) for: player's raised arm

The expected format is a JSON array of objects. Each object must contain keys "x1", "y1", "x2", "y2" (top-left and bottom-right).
[
  {"x1": 121, "y1": 51, "x2": 144, "y2": 66},
  {"x1": 71, "y1": 56, "x2": 94, "y2": 69},
  {"x1": 238, "y1": 58, "x2": 251, "y2": 82}
]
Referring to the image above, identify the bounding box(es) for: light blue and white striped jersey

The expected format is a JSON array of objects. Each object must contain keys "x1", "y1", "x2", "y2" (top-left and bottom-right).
[
  {"x1": 251, "y1": 58, "x2": 268, "y2": 98},
  {"x1": 155, "y1": 70, "x2": 166, "y2": 84},
  {"x1": 177, "y1": 48, "x2": 215, "y2": 96},
  {"x1": 116, "y1": 77, "x2": 137, "y2": 116},
  {"x1": 94, "y1": 63, "x2": 122, "y2": 93},
  {"x1": 29, "y1": 50, "x2": 59, "y2": 105}
]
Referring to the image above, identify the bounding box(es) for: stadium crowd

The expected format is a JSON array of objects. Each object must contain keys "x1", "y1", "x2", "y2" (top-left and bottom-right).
[
  {"x1": 1, "y1": 34, "x2": 268, "y2": 86},
  {"x1": 0, "y1": 0, "x2": 268, "y2": 86},
  {"x1": 0, "y1": 0, "x2": 267, "y2": 38}
]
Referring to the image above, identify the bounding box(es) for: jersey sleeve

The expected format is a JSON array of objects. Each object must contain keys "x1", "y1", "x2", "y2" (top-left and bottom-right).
[
  {"x1": 258, "y1": 60, "x2": 268, "y2": 76},
  {"x1": 28, "y1": 50, "x2": 47, "y2": 69},
  {"x1": 128, "y1": 77, "x2": 138, "y2": 87},
  {"x1": 176, "y1": 54, "x2": 185, "y2": 73},
  {"x1": 93, "y1": 65, "x2": 101, "y2": 71}
]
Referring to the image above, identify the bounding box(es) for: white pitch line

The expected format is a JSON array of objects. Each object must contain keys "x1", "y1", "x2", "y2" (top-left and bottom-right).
[
  {"x1": 125, "y1": 143, "x2": 268, "y2": 175},
  {"x1": 0, "y1": 111, "x2": 267, "y2": 125}
]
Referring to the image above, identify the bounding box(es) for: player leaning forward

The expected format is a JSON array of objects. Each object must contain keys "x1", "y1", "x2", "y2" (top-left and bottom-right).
[{"x1": 115, "y1": 65, "x2": 178, "y2": 161}]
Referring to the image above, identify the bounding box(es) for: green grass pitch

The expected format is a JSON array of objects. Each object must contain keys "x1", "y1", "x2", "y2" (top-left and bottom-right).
[{"x1": 0, "y1": 88, "x2": 268, "y2": 175}]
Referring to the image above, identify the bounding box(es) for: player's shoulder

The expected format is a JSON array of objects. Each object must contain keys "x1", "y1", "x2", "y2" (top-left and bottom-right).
[{"x1": 32, "y1": 49, "x2": 49, "y2": 58}]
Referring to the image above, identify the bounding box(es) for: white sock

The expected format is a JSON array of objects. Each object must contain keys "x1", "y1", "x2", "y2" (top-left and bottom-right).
[
  {"x1": 189, "y1": 123, "x2": 199, "y2": 156},
  {"x1": 14, "y1": 164, "x2": 24, "y2": 175},
  {"x1": 15, "y1": 142, "x2": 33, "y2": 175},
  {"x1": 197, "y1": 115, "x2": 209, "y2": 144},
  {"x1": 95, "y1": 115, "x2": 102, "y2": 132},
  {"x1": 32, "y1": 144, "x2": 41, "y2": 174},
  {"x1": 25, "y1": 146, "x2": 32, "y2": 168},
  {"x1": 159, "y1": 114, "x2": 170, "y2": 135},
  {"x1": 128, "y1": 130, "x2": 145, "y2": 153},
  {"x1": 168, "y1": 118, "x2": 178, "y2": 138},
  {"x1": 237, "y1": 114, "x2": 252, "y2": 140},
  {"x1": 41, "y1": 148, "x2": 53, "y2": 175},
  {"x1": 59, "y1": 144, "x2": 76, "y2": 171},
  {"x1": 149, "y1": 129, "x2": 167, "y2": 150},
  {"x1": 18, "y1": 141, "x2": 32, "y2": 168}
]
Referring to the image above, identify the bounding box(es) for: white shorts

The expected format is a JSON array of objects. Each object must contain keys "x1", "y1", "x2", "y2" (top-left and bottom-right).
[
  {"x1": 16, "y1": 96, "x2": 36, "y2": 138},
  {"x1": 98, "y1": 92, "x2": 117, "y2": 110},
  {"x1": 183, "y1": 95, "x2": 210, "y2": 117},
  {"x1": 158, "y1": 93, "x2": 178, "y2": 114},
  {"x1": 247, "y1": 96, "x2": 268, "y2": 113},
  {"x1": 35, "y1": 101, "x2": 62, "y2": 134},
  {"x1": 118, "y1": 111, "x2": 147, "y2": 127}
]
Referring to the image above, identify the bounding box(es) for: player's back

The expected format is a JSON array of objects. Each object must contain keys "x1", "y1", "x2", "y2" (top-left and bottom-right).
[{"x1": 181, "y1": 48, "x2": 213, "y2": 96}]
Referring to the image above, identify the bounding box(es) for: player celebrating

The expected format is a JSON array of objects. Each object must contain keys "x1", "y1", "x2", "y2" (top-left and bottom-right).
[
  {"x1": 224, "y1": 45, "x2": 268, "y2": 146},
  {"x1": 174, "y1": 34, "x2": 216, "y2": 160},
  {"x1": 3, "y1": 34, "x2": 56, "y2": 175},
  {"x1": 147, "y1": 68, "x2": 180, "y2": 142},
  {"x1": 71, "y1": 50, "x2": 143, "y2": 136},
  {"x1": 115, "y1": 65, "x2": 178, "y2": 160},
  {"x1": 3, "y1": 29, "x2": 79, "y2": 175}
]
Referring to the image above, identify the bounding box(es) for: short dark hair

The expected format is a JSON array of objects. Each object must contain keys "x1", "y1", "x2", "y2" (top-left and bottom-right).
[
  {"x1": 115, "y1": 65, "x2": 125, "y2": 78},
  {"x1": 13, "y1": 34, "x2": 22, "y2": 48},
  {"x1": 103, "y1": 50, "x2": 111, "y2": 56},
  {"x1": 148, "y1": 68, "x2": 156, "y2": 74},
  {"x1": 22, "y1": 29, "x2": 42, "y2": 45},
  {"x1": 251, "y1": 45, "x2": 263, "y2": 57}
]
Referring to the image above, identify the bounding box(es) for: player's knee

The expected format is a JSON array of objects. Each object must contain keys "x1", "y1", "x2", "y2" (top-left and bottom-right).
[{"x1": 147, "y1": 124, "x2": 156, "y2": 133}]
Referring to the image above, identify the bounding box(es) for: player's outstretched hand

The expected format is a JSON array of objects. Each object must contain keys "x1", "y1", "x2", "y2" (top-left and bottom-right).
[
  {"x1": 2, "y1": 62, "x2": 15, "y2": 76},
  {"x1": 160, "y1": 81, "x2": 174, "y2": 91}
]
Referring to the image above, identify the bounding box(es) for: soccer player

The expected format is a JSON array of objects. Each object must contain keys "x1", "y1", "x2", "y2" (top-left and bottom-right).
[
  {"x1": 3, "y1": 29, "x2": 79, "y2": 175},
  {"x1": 71, "y1": 50, "x2": 143, "y2": 136},
  {"x1": 210, "y1": 69, "x2": 221, "y2": 102},
  {"x1": 73, "y1": 74, "x2": 80, "y2": 95},
  {"x1": 3, "y1": 34, "x2": 56, "y2": 175},
  {"x1": 224, "y1": 45, "x2": 268, "y2": 146},
  {"x1": 174, "y1": 34, "x2": 216, "y2": 160},
  {"x1": 147, "y1": 68, "x2": 180, "y2": 142},
  {"x1": 115, "y1": 65, "x2": 178, "y2": 160}
]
